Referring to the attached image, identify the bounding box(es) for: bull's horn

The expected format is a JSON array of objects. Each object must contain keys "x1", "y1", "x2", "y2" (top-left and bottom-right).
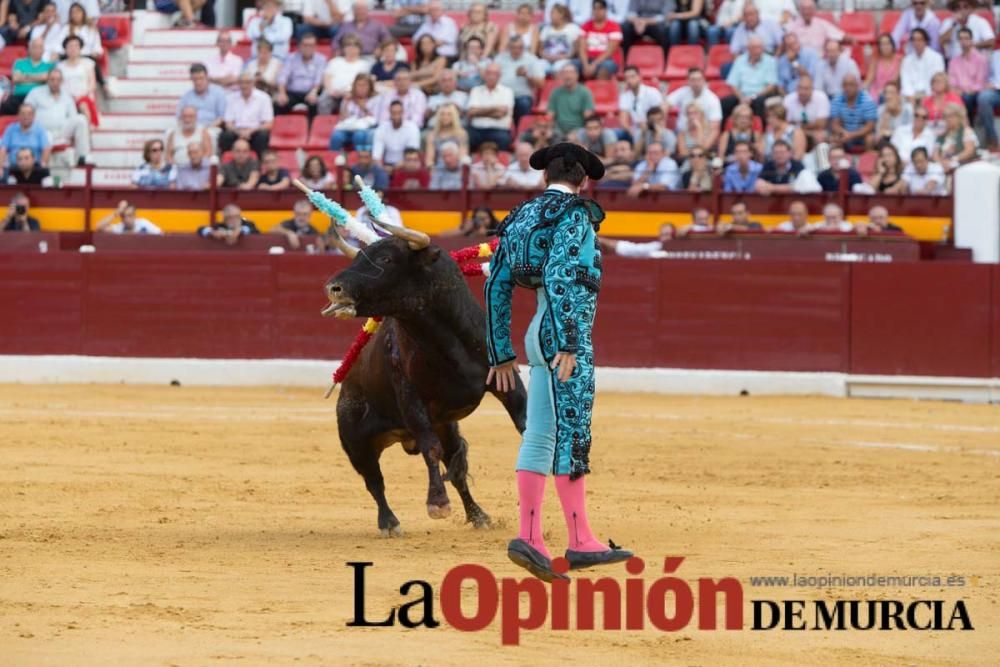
[
  {"x1": 327, "y1": 223, "x2": 359, "y2": 258},
  {"x1": 373, "y1": 217, "x2": 431, "y2": 251}
]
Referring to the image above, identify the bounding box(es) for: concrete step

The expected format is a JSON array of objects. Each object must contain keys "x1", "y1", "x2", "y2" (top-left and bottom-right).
[
  {"x1": 112, "y1": 78, "x2": 190, "y2": 96},
  {"x1": 129, "y1": 45, "x2": 218, "y2": 63},
  {"x1": 104, "y1": 97, "x2": 181, "y2": 114},
  {"x1": 131, "y1": 9, "x2": 173, "y2": 45},
  {"x1": 92, "y1": 131, "x2": 162, "y2": 150},
  {"x1": 139, "y1": 28, "x2": 245, "y2": 47},
  {"x1": 90, "y1": 149, "x2": 146, "y2": 168},
  {"x1": 66, "y1": 167, "x2": 134, "y2": 187},
  {"x1": 99, "y1": 114, "x2": 176, "y2": 131},
  {"x1": 126, "y1": 62, "x2": 193, "y2": 79}
]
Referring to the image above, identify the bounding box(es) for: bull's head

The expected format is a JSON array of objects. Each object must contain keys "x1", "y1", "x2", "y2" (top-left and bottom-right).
[{"x1": 322, "y1": 218, "x2": 444, "y2": 319}]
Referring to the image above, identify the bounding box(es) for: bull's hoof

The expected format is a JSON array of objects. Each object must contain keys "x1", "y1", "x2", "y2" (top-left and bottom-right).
[
  {"x1": 379, "y1": 525, "x2": 404, "y2": 538},
  {"x1": 426, "y1": 503, "x2": 452, "y2": 519},
  {"x1": 468, "y1": 508, "x2": 492, "y2": 529}
]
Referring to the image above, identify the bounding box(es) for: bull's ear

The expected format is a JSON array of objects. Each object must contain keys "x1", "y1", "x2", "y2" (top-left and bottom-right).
[{"x1": 417, "y1": 246, "x2": 442, "y2": 266}]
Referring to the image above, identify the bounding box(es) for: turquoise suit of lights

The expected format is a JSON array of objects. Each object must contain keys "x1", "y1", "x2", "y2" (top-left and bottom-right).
[{"x1": 484, "y1": 187, "x2": 605, "y2": 480}]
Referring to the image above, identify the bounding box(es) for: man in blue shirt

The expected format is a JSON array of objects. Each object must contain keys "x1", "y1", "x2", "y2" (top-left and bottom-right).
[
  {"x1": 0, "y1": 104, "x2": 51, "y2": 168},
  {"x1": 176, "y1": 64, "x2": 227, "y2": 129},
  {"x1": 723, "y1": 141, "x2": 762, "y2": 192},
  {"x1": 830, "y1": 74, "x2": 877, "y2": 153},
  {"x1": 777, "y1": 32, "x2": 819, "y2": 94},
  {"x1": 723, "y1": 35, "x2": 780, "y2": 118}
]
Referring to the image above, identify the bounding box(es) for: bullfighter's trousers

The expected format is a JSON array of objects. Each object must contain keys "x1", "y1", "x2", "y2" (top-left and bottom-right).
[{"x1": 515, "y1": 289, "x2": 596, "y2": 479}]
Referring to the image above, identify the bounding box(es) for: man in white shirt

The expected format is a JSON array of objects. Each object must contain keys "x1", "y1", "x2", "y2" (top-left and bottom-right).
[
  {"x1": 666, "y1": 67, "x2": 722, "y2": 138},
  {"x1": 413, "y1": 0, "x2": 458, "y2": 58},
  {"x1": 618, "y1": 65, "x2": 664, "y2": 141},
  {"x1": 813, "y1": 39, "x2": 860, "y2": 99},
  {"x1": 598, "y1": 222, "x2": 676, "y2": 258},
  {"x1": 773, "y1": 200, "x2": 810, "y2": 233},
  {"x1": 627, "y1": 141, "x2": 679, "y2": 195},
  {"x1": 96, "y1": 201, "x2": 163, "y2": 235},
  {"x1": 467, "y1": 63, "x2": 514, "y2": 151},
  {"x1": 754, "y1": 0, "x2": 796, "y2": 25},
  {"x1": 890, "y1": 106, "x2": 937, "y2": 163},
  {"x1": 801, "y1": 202, "x2": 856, "y2": 235},
  {"x1": 205, "y1": 31, "x2": 244, "y2": 91},
  {"x1": 501, "y1": 141, "x2": 544, "y2": 189},
  {"x1": 939, "y1": 0, "x2": 994, "y2": 60},
  {"x1": 375, "y1": 69, "x2": 427, "y2": 126},
  {"x1": 246, "y1": 0, "x2": 294, "y2": 59},
  {"x1": 900, "y1": 27, "x2": 945, "y2": 101},
  {"x1": 372, "y1": 99, "x2": 420, "y2": 167},
  {"x1": 24, "y1": 68, "x2": 90, "y2": 165},
  {"x1": 783, "y1": 74, "x2": 829, "y2": 145},
  {"x1": 903, "y1": 146, "x2": 947, "y2": 195},
  {"x1": 299, "y1": 0, "x2": 353, "y2": 41},
  {"x1": 220, "y1": 72, "x2": 274, "y2": 157},
  {"x1": 426, "y1": 69, "x2": 468, "y2": 126}
]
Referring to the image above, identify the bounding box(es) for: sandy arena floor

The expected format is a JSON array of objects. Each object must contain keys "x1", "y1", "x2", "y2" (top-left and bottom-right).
[{"x1": 1, "y1": 384, "x2": 998, "y2": 666}]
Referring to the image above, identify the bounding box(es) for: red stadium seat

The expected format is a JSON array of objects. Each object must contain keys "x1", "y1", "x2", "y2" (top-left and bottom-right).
[
  {"x1": 269, "y1": 115, "x2": 308, "y2": 150},
  {"x1": 97, "y1": 15, "x2": 131, "y2": 50},
  {"x1": 723, "y1": 114, "x2": 763, "y2": 132},
  {"x1": 0, "y1": 45, "x2": 26, "y2": 73},
  {"x1": 274, "y1": 150, "x2": 301, "y2": 173},
  {"x1": 705, "y1": 44, "x2": 732, "y2": 79},
  {"x1": 306, "y1": 114, "x2": 339, "y2": 150},
  {"x1": 849, "y1": 43, "x2": 866, "y2": 72},
  {"x1": 516, "y1": 113, "x2": 544, "y2": 136},
  {"x1": 533, "y1": 79, "x2": 560, "y2": 113},
  {"x1": 0, "y1": 116, "x2": 17, "y2": 136},
  {"x1": 855, "y1": 151, "x2": 878, "y2": 176},
  {"x1": 665, "y1": 79, "x2": 686, "y2": 94},
  {"x1": 625, "y1": 44, "x2": 665, "y2": 80},
  {"x1": 840, "y1": 12, "x2": 876, "y2": 44},
  {"x1": 707, "y1": 80, "x2": 735, "y2": 99},
  {"x1": 879, "y1": 10, "x2": 902, "y2": 40},
  {"x1": 301, "y1": 150, "x2": 340, "y2": 176},
  {"x1": 586, "y1": 80, "x2": 619, "y2": 115},
  {"x1": 817, "y1": 11, "x2": 836, "y2": 24},
  {"x1": 232, "y1": 42, "x2": 252, "y2": 61},
  {"x1": 663, "y1": 45, "x2": 705, "y2": 80}
]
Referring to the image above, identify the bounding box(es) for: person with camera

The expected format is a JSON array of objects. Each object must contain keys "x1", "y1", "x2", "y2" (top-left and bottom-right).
[
  {"x1": 95, "y1": 200, "x2": 162, "y2": 234},
  {"x1": 2, "y1": 192, "x2": 41, "y2": 232}
]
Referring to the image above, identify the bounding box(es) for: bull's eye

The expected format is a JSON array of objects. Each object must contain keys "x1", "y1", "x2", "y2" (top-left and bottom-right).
[{"x1": 379, "y1": 256, "x2": 392, "y2": 265}]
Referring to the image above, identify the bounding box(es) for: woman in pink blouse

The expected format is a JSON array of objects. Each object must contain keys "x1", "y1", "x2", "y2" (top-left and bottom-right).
[
  {"x1": 922, "y1": 72, "x2": 963, "y2": 127},
  {"x1": 864, "y1": 33, "x2": 901, "y2": 101}
]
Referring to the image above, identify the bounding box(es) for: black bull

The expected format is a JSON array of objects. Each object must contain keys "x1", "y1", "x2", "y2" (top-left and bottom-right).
[{"x1": 323, "y1": 236, "x2": 527, "y2": 536}]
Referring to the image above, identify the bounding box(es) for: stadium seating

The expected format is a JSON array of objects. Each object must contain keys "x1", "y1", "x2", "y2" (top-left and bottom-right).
[
  {"x1": 269, "y1": 116, "x2": 309, "y2": 151},
  {"x1": 0, "y1": 46, "x2": 27, "y2": 73},
  {"x1": 705, "y1": 45, "x2": 732, "y2": 80},
  {"x1": 707, "y1": 80, "x2": 735, "y2": 100},
  {"x1": 306, "y1": 115, "x2": 339, "y2": 151},
  {"x1": 97, "y1": 15, "x2": 131, "y2": 50},
  {"x1": 625, "y1": 45, "x2": 665, "y2": 80},
  {"x1": 849, "y1": 43, "x2": 866, "y2": 72},
  {"x1": 879, "y1": 10, "x2": 902, "y2": 39},
  {"x1": 533, "y1": 79, "x2": 560, "y2": 113},
  {"x1": 840, "y1": 12, "x2": 876, "y2": 44},
  {"x1": 663, "y1": 45, "x2": 705, "y2": 80},
  {"x1": 856, "y1": 151, "x2": 878, "y2": 177},
  {"x1": 585, "y1": 80, "x2": 619, "y2": 116}
]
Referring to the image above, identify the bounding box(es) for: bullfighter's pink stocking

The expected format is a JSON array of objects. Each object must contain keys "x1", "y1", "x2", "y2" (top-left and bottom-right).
[
  {"x1": 517, "y1": 470, "x2": 550, "y2": 559},
  {"x1": 554, "y1": 475, "x2": 608, "y2": 552}
]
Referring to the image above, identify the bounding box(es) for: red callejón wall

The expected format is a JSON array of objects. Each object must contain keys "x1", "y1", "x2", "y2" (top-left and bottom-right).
[{"x1": 1, "y1": 253, "x2": 998, "y2": 378}]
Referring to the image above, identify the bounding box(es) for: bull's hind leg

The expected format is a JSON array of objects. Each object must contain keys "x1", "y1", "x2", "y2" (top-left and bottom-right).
[
  {"x1": 440, "y1": 422, "x2": 491, "y2": 528},
  {"x1": 391, "y1": 379, "x2": 451, "y2": 520},
  {"x1": 344, "y1": 441, "x2": 402, "y2": 537}
]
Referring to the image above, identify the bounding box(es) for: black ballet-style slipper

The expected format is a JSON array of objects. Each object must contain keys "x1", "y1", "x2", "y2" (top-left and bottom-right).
[
  {"x1": 564, "y1": 539, "x2": 634, "y2": 570},
  {"x1": 507, "y1": 538, "x2": 570, "y2": 582}
]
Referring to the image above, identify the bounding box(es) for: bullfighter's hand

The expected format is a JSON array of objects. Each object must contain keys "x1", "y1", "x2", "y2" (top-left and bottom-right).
[
  {"x1": 487, "y1": 361, "x2": 518, "y2": 393},
  {"x1": 551, "y1": 352, "x2": 576, "y2": 382}
]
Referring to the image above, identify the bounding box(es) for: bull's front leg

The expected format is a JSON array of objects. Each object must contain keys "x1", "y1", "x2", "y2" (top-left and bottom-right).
[{"x1": 392, "y1": 378, "x2": 452, "y2": 520}]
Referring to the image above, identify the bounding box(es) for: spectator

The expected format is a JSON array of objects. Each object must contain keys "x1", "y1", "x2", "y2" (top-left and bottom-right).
[
  {"x1": 337, "y1": 0, "x2": 391, "y2": 55},
  {"x1": 621, "y1": 0, "x2": 670, "y2": 56},
  {"x1": 245, "y1": 40, "x2": 281, "y2": 95},
  {"x1": 680, "y1": 146, "x2": 713, "y2": 192},
  {"x1": 246, "y1": 0, "x2": 293, "y2": 59},
  {"x1": 2, "y1": 192, "x2": 41, "y2": 232},
  {"x1": 319, "y1": 35, "x2": 370, "y2": 115},
  {"x1": 272, "y1": 199, "x2": 320, "y2": 249},
  {"x1": 830, "y1": 74, "x2": 877, "y2": 152},
  {"x1": 501, "y1": 141, "x2": 544, "y2": 189},
  {"x1": 467, "y1": 63, "x2": 514, "y2": 151},
  {"x1": 156, "y1": 0, "x2": 208, "y2": 29},
  {"x1": 217, "y1": 138, "x2": 260, "y2": 189},
  {"x1": 57, "y1": 35, "x2": 98, "y2": 128},
  {"x1": 627, "y1": 141, "x2": 679, "y2": 195},
  {"x1": 166, "y1": 105, "x2": 213, "y2": 167},
  {"x1": 891, "y1": 105, "x2": 937, "y2": 164},
  {"x1": 459, "y1": 2, "x2": 499, "y2": 57},
  {"x1": 900, "y1": 27, "x2": 945, "y2": 102},
  {"x1": 634, "y1": 106, "x2": 677, "y2": 157},
  {"x1": 718, "y1": 103, "x2": 757, "y2": 163},
  {"x1": 865, "y1": 33, "x2": 902, "y2": 102},
  {"x1": 598, "y1": 222, "x2": 675, "y2": 257},
  {"x1": 299, "y1": 0, "x2": 351, "y2": 41},
  {"x1": 903, "y1": 146, "x2": 947, "y2": 195},
  {"x1": 0, "y1": 105, "x2": 50, "y2": 168},
  {"x1": 257, "y1": 149, "x2": 290, "y2": 190},
  {"x1": 429, "y1": 140, "x2": 463, "y2": 189},
  {"x1": 676, "y1": 103, "x2": 716, "y2": 161},
  {"x1": 1, "y1": 0, "x2": 43, "y2": 44},
  {"x1": 440, "y1": 206, "x2": 498, "y2": 237},
  {"x1": 758, "y1": 104, "x2": 806, "y2": 161},
  {"x1": 372, "y1": 100, "x2": 420, "y2": 167},
  {"x1": 175, "y1": 142, "x2": 212, "y2": 191},
  {"x1": 577, "y1": 0, "x2": 621, "y2": 80},
  {"x1": 206, "y1": 31, "x2": 243, "y2": 91},
  {"x1": 816, "y1": 144, "x2": 861, "y2": 191},
  {"x1": 499, "y1": 3, "x2": 540, "y2": 54},
  {"x1": 413, "y1": 0, "x2": 459, "y2": 59},
  {"x1": 494, "y1": 36, "x2": 545, "y2": 128},
  {"x1": 777, "y1": 32, "x2": 819, "y2": 94},
  {"x1": 783, "y1": 74, "x2": 829, "y2": 147},
  {"x1": 96, "y1": 200, "x2": 162, "y2": 234},
  {"x1": 976, "y1": 49, "x2": 1000, "y2": 150},
  {"x1": 755, "y1": 139, "x2": 804, "y2": 194},
  {"x1": 330, "y1": 73, "x2": 378, "y2": 151},
  {"x1": 667, "y1": 0, "x2": 706, "y2": 47},
  {"x1": 469, "y1": 141, "x2": 505, "y2": 190},
  {"x1": 543, "y1": 0, "x2": 592, "y2": 25},
  {"x1": 729, "y1": 4, "x2": 783, "y2": 56},
  {"x1": 24, "y1": 69, "x2": 91, "y2": 165},
  {"x1": 866, "y1": 143, "x2": 907, "y2": 194},
  {"x1": 4, "y1": 39, "x2": 54, "y2": 116},
  {"x1": 940, "y1": 0, "x2": 995, "y2": 60},
  {"x1": 371, "y1": 39, "x2": 410, "y2": 88},
  {"x1": 388, "y1": 0, "x2": 427, "y2": 40},
  {"x1": 860, "y1": 205, "x2": 903, "y2": 233},
  {"x1": 538, "y1": 4, "x2": 581, "y2": 76},
  {"x1": 547, "y1": 63, "x2": 594, "y2": 137},
  {"x1": 773, "y1": 200, "x2": 810, "y2": 233},
  {"x1": 411, "y1": 33, "x2": 447, "y2": 95},
  {"x1": 427, "y1": 69, "x2": 469, "y2": 125},
  {"x1": 376, "y1": 69, "x2": 427, "y2": 127},
  {"x1": 299, "y1": 155, "x2": 334, "y2": 190},
  {"x1": 351, "y1": 147, "x2": 390, "y2": 189},
  {"x1": 934, "y1": 102, "x2": 978, "y2": 171},
  {"x1": 221, "y1": 71, "x2": 273, "y2": 157},
  {"x1": 452, "y1": 36, "x2": 487, "y2": 92},
  {"x1": 574, "y1": 114, "x2": 617, "y2": 161},
  {"x1": 813, "y1": 39, "x2": 860, "y2": 99},
  {"x1": 6, "y1": 147, "x2": 50, "y2": 184},
  {"x1": 599, "y1": 140, "x2": 636, "y2": 189},
  {"x1": 876, "y1": 82, "x2": 914, "y2": 145},
  {"x1": 921, "y1": 71, "x2": 963, "y2": 129},
  {"x1": 788, "y1": 0, "x2": 843, "y2": 53},
  {"x1": 891, "y1": 0, "x2": 941, "y2": 52},
  {"x1": 947, "y1": 28, "x2": 989, "y2": 125},
  {"x1": 722, "y1": 141, "x2": 762, "y2": 192},
  {"x1": 619, "y1": 65, "x2": 665, "y2": 141},
  {"x1": 801, "y1": 203, "x2": 854, "y2": 234},
  {"x1": 666, "y1": 67, "x2": 722, "y2": 141},
  {"x1": 718, "y1": 200, "x2": 764, "y2": 232},
  {"x1": 425, "y1": 102, "x2": 468, "y2": 166},
  {"x1": 178, "y1": 64, "x2": 226, "y2": 130},
  {"x1": 755, "y1": 0, "x2": 797, "y2": 24},
  {"x1": 723, "y1": 35, "x2": 779, "y2": 119},
  {"x1": 519, "y1": 114, "x2": 557, "y2": 151},
  {"x1": 132, "y1": 139, "x2": 176, "y2": 188},
  {"x1": 676, "y1": 207, "x2": 715, "y2": 236},
  {"x1": 198, "y1": 204, "x2": 259, "y2": 245},
  {"x1": 275, "y1": 33, "x2": 326, "y2": 116},
  {"x1": 390, "y1": 147, "x2": 431, "y2": 188},
  {"x1": 708, "y1": 0, "x2": 746, "y2": 47},
  {"x1": 30, "y1": 3, "x2": 64, "y2": 62}
]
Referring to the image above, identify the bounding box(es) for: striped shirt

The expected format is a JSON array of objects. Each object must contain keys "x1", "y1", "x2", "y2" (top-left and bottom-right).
[{"x1": 830, "y1": 90, "x2": 877, "y2": 132}]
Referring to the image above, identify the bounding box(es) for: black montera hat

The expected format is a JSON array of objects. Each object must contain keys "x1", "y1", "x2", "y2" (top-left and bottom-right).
[{"x1": 529, "y1": 142, "x2": 605, "y2": 181}]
